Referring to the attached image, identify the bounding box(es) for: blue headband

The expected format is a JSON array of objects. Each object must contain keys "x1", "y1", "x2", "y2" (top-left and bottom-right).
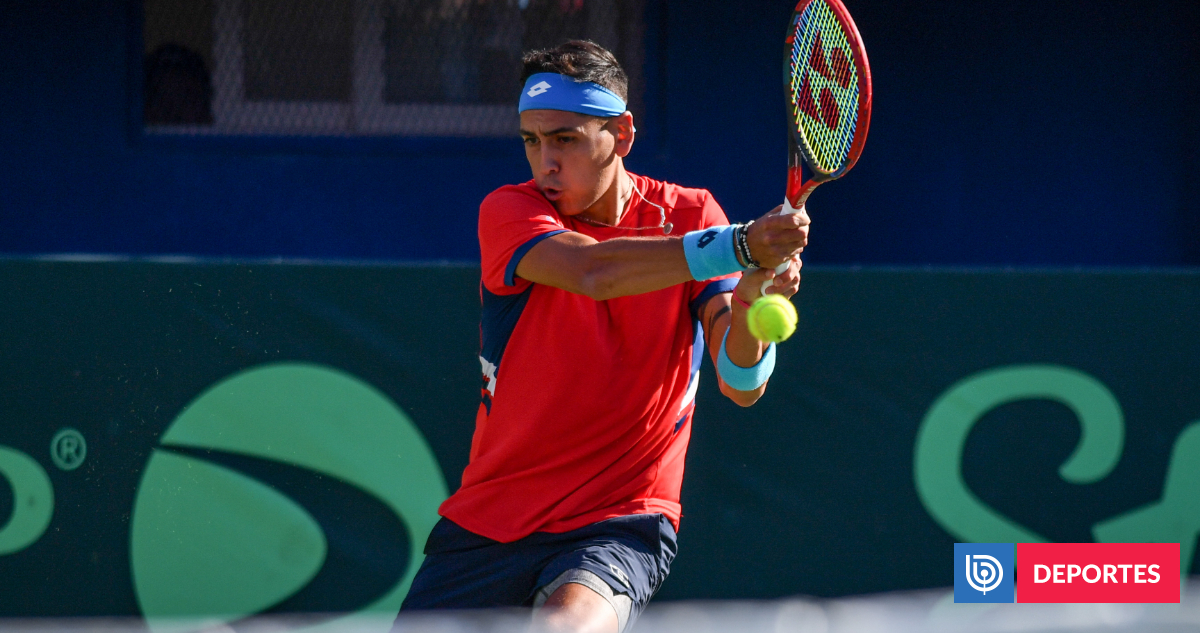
[{"x1": 518, "y1": 73, "x2": 627, "y2": 117}]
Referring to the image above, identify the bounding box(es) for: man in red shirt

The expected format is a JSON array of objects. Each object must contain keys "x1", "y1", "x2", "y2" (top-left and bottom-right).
[{"x1": 399, "y1": 41, "x2": 809, "y2": 633}]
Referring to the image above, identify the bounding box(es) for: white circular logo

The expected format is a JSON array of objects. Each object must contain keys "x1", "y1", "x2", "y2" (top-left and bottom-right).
[{"x1": 965, "y1": 554, "x2": 1004, "y2": 594}]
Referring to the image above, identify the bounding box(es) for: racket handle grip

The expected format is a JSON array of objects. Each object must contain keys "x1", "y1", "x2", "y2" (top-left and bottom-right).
[{"x1": 760, "y1": 197, "x2": 804, "y2": 295}]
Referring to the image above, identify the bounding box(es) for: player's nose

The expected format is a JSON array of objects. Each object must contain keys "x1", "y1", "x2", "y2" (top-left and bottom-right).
[{"x1": 538, "y1": 147, "x2": 559, "y2": 175}]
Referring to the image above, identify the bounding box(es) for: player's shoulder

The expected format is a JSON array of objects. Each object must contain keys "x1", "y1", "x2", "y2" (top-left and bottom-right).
[
  {"x1": 481, "y1": 180, "x2": 555, "y2": 214},
  {"x1": 634, "y1": 174, "x2": 712, "y2": 210},
  {"x1": 633, "y1": 174, "x2": 725, "y2": 230}
]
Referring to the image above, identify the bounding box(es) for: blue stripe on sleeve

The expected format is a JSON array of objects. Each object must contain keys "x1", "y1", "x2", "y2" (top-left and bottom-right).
[
  {"x1": 689, "y1": 277, "x2": 739, "y2": 320},
  {"x1": 504, "y1": 229, "x2": 569, "y2": 287}
]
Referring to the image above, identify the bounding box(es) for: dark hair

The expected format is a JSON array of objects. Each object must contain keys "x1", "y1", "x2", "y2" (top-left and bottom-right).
[{"x1": 520, "y1": 40, "x2": 628, "y2": 102}]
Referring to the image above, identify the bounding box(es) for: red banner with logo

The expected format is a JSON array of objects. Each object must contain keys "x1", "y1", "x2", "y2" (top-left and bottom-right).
[{"x1": 1016, "y1": 543, "x2": 1180, "y2": 603}]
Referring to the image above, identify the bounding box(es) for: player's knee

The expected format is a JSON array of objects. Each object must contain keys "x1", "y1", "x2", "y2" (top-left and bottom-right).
[{"x1": 533, "y1": 583, "x2": 619, "y2": 633}]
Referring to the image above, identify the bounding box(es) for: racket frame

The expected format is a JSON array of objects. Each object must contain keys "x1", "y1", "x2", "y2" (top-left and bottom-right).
[
  {"x1": 764, "y1": 0, "x2": 872, "y2": 296},
  {"x1": 784, "y1": 0, "x2": 872, "y2": 210}
]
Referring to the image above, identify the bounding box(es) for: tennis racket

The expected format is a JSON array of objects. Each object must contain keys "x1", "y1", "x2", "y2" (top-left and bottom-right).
[{"x1": 760, "y1": 0, "x2": 872, "y2": 297}]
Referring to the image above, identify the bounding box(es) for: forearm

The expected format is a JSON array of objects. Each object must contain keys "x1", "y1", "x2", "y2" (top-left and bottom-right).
[
  {"x1": 720, "y1": 298, "x2": 769, "y2": 404},
  {"x1": 518, "y1": 221, "x2": 778, "y2": 301},
  {"x1": 702, "y1": 294, "x2": 769, "y2": 406},
  {"x1": 726, "y1": 299, "x2": 769, "y2": 368},
  {"x1": 573, "y1": 236, "x2": 695, "y2": 300}
]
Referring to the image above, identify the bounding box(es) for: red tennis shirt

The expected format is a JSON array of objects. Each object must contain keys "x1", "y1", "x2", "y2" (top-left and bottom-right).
[{"x1": 438, "y1": 173, "x2": 739, "y2": 543}]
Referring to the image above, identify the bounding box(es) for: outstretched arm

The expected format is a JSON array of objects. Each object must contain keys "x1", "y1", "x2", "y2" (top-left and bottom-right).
[
  {"x1": 515, "y1": 231, "x2": 691, "y2": 300},
  {"x1": 514, "y1": 206, "x2": 809, "y2": 300}
]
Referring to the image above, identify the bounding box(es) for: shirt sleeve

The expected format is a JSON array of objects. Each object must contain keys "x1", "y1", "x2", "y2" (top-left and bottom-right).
[
  {"x1": 478, "y1": 188, "x2": 569, "y2": 295},
  {"x1": 688, "y1": 191, "x2": 742, "y2": 320}
]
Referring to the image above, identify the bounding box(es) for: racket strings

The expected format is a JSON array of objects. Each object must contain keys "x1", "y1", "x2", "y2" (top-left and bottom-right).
[{"x1": 789, "y1": 0, "x2": 860, "y2": 174}]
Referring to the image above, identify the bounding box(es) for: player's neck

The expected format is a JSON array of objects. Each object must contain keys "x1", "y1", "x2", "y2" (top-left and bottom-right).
[{"x1": 579, "y1": 163, "x2": 631, "y2": 227}]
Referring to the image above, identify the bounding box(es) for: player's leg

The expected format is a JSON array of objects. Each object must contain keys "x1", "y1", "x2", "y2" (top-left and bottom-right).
[
  {"x1": 532, "y1": 576, "x2": 622, "y2": 633},
  {"x1": 530, "y1": 513, "x2": 677, "y2": 633}
]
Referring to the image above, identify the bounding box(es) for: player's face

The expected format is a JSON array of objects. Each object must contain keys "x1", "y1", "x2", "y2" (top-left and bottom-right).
[{"x1": 519, "y1": 110, "x2": 621, "y2": 216}]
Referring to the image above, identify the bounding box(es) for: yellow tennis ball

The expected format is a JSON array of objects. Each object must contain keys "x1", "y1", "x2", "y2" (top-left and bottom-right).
[{"x1": 747, "y1": 294, "x2": 797, "y2": 343}]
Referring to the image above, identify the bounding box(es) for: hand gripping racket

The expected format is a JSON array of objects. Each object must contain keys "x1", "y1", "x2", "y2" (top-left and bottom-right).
[{"x1": 760, "y1": 0, "x2": 872, "y2": 298}]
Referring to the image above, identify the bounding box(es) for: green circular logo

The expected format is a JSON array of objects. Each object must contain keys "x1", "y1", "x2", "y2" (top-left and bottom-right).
[
  {"x1": 130, "y1": 363, "x2": 447, "y2": 632},
  {"x1": 0, "y1": 446, "x2": 54, "y2": 556}
]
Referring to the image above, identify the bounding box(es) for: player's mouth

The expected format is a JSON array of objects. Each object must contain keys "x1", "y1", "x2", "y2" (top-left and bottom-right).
[{"x1": 541, "y1": 187, "x2": 563, "y2": 201}]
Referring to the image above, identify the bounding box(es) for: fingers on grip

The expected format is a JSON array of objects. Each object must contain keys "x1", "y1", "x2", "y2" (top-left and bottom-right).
[
  {"x1": 758, "y1": 253, "x2": 803, "y2": 296},
  {"x1": 762, "y1": 226, "x2": 808, "y2": 267}
]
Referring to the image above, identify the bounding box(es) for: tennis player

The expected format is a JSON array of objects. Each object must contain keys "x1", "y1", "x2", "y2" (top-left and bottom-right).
[{"x1": 397, "y1": 40, "x2": 809, "y2": 633}]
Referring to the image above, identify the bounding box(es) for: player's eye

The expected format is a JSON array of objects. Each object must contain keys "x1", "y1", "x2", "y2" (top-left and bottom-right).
[{"x1": 522, "y1": 136, "x2": 538, "y2": 145}]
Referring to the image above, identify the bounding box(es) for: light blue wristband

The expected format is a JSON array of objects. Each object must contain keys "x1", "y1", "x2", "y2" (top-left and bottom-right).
[
  {"x1": 682, "y1": 225, "x2": 743, "y2": 281},
  {"x1": 717, "y1": 329, "x2": 776, "y2": 391}
]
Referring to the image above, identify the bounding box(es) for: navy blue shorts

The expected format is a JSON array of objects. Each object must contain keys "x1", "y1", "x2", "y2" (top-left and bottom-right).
[{"x1": 398, "y1": 513, "x2": 677, "y2": 624}]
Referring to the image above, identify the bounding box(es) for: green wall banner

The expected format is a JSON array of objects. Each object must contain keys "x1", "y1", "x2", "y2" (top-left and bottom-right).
[{"x1": 0, "y1": 261, "x2": 1196, "y2": 619}]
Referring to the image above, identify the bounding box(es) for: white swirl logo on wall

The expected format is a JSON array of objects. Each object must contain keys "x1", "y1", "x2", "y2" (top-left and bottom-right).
[{"x1": 129, "y1": 363, "x2": 447, "y2": 633}]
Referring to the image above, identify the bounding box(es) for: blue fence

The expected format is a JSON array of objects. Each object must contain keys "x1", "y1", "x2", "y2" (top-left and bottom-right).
[{"x1": 0, "y1": 1, "x2": 1197, "y2": 265}]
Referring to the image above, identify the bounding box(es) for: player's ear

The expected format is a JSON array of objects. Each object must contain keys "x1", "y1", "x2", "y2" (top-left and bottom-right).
[{"x1": 613, "y1": 112, "x2": 635, "y2": 158}]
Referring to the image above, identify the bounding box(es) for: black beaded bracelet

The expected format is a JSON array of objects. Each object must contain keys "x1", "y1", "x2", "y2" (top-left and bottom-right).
[
  {"x1": 732, "y1": 224, "x2": 747, "y2": 268},
  {"x1": 736, "y1": 221, "x2": 761, "y2": 268},
  {"x1": 729, "y1": 224, "x2": 748, "y2": 268},
  {"x1": 732, "y1": 225, "x2": 750, "y2": 269}
]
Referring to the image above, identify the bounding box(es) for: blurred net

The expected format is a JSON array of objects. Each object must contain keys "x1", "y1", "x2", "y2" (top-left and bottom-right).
[
  {"x1": 3, "y1": 583, "x2": 1199, "y2": 633},
  {"x1": 142, "y1": 0, "x2": 646, "y2": 137}
]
